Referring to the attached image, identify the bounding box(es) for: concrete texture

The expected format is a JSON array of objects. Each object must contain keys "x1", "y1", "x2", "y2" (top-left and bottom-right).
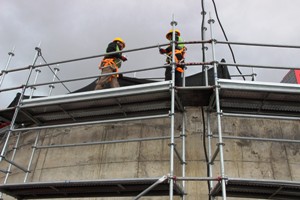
[{"x1": 0, "y1": 107, "x2": 299, "y2": 200}]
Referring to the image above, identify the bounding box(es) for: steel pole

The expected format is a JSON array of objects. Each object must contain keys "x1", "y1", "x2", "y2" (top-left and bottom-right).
[
  {"x1": 0, "y1": 47, "x2": 15, "y2": 88},
  {"x1": 208, "y1": 14, "x2": 227, "y2": 200},
  {"x1": 181, "y1": 112, "x2": 187, "y2": 200},
  {"x1": 0, "y1": 45, "x2": 40, "y2": 163},
  {"x1": 48, "y1": 67, "x2": 60, "y2": 96},
  {"x1": 24, "y1": 130, "x2": 40, "y2": 182},
  {"x1": 29, "y1": 69, "x2": 41, "y2": 98},
  {"x1": 169, "y1": 15, "x2": 178, "y2": 200}
]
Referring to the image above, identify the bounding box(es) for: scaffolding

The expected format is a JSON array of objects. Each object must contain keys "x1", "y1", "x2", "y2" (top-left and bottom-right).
[{"x1": 0, "y1": 16, "x2": 300, "y2": 200}]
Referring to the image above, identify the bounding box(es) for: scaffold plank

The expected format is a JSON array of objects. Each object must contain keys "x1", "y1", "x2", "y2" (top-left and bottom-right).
[
  {"x1": 217, "y1": 79, "x2": 300, "y2": 117},
  {"x1": 210, "y1": 178, "x2": 300, "y2": 200},
  {"x1": 0, "y1": 178, "x2": 184, "y2": 199},
  {"x1": 0, "y1": 82, "x2": 212, "y2": 127}
]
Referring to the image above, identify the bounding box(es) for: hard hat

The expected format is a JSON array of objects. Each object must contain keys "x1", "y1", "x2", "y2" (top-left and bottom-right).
[
  {"x1": 166, "y1": 29, "x2": 181, "y2": 39},
  {"x1": 113, "y1": 37, "x2": 125, "y2": 48}
]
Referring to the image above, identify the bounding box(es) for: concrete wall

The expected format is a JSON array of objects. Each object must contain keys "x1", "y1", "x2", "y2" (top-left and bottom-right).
[{"x1": 0, "y1": 107, "x2": 299, "y2": 200}]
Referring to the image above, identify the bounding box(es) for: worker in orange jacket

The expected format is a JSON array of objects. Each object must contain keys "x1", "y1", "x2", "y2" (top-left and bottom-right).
[
  {"x1": 95, "y1": 37, "x2": 127, "y2": 90},
  {"x1": 159, "y1": 29, "x2": 186, "y2": 86}
]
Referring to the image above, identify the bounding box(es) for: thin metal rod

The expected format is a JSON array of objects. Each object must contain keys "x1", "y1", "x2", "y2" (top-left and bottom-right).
[
  {"x1": 0, "y1": 64, "x2": 169, "y2": 94},
  {"x1": 3, "y1": 132, "x2": 21, "y2": 183},
  {"x1": 24, "y1": 131, "x2": 40, "y2": 183},
  {"x1": 173, "y1": 145, "x2": 184, "y2": 164},
  {"x1": 37, "y1": 135, "x2": 181, "y2": 149},
  {"x1": 181, "y1": 113, "x2": 187, "y2": 200},
  {"x1": 48, "y1": 67, "x2": 59, "y2": 96},
  {"x1": 169, "y1": 15, "x2": 177, "y2": 200},
  {"x1": 222, "y1": 112, "x2": 300, "y2": 121},
  {"x1": 2, "y1": 156, "x2": 29, "y2": 172},
  {"x1": 29, "y1": 69, "x2": 41, "y2": 98},
  {"x1": 0, "y1": 46, "x2": 15, "y2": 88},
  {"x1": 223, "y1": 62, "x2": 300, "y2": 70},
  {"x1": 4, "y1": 43, "x2": 169, "y2": 73},
  {"x1": 12, "y1": 114, "x2": 169, "y2": 132},
  {"x1": 0, "y1": 46, "x2": 40, "y2": 162},
  {"x1": 210, "y1": 145, "x2": 220, "y2": 164},
  {"x1": 209, "y1": 13, "x2": 227, "y2": 200},
  {"x1": 218, "y1": 40, "x2": 300, "y2": 49},
  {"x1": 3, "y1": 39, "x2": 300, "y2": 76},
  {"x1": 176, "y1": 177, "x2": 219, "y2": 181},
  {"x1": 213, "y1": 135, "x2": 300, "y2": 144},
  {"x1": 134, "y1": 175, "x2": 168, "y2": 200}
]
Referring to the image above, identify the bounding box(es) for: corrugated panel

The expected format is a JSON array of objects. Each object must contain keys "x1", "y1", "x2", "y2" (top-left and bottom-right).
[
  {"x1": 0, "y1": 82, "x2": 212, "y2": 126},
  {"x1": 218, "y1": 79, "x2": 300, "y2": 117},
  {"x1": 0, "y1": 178, "x2": 184, "y2": 199},
  {"x1": 211, "y1": 178, "x2": 300, "y2": 200}
]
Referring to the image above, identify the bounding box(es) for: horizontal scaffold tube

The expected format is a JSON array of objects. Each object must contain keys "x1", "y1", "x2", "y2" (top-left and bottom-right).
[
  {"x1": 221, "y1": 62, "x2": 300, "y2": 70},
  {"x1": 12, "y1": 114, "x2": 169, "y2": 132},
  {"x1": 0, "y1": 65, "x2": 169, "y2": 93},
  {"x1": 217, "y1": 40, "x2": 300, "y2": 49},
  {"x1": 213, "y1": 135, "x2": 300, "y2": 144},
  {"x1": 25, "y1": 65, "x2": 170, "y2": 89},
  {"x1": 2, "y1": 40, "x2": 212, "y2": 74},
  {"x1": 37, "y1": 135, "x2": 181, "y2": 149}
]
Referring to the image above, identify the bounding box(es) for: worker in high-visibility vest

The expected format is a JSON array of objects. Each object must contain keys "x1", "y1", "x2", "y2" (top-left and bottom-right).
[
  {"x1": 159, "y1": 29, "x2": 186, "y2": 86},
  {"x1": 95, "y1": 37, "x2": 127, "y2": 90}
]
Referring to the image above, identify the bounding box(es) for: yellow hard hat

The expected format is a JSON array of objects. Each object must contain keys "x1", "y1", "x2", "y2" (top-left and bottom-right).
[
  {"x1": 166, "y1": 29, "x2": 181, "y2": 39},
  {"x1": 113, "y1": 37, "x2": 125, "y2": 48}
]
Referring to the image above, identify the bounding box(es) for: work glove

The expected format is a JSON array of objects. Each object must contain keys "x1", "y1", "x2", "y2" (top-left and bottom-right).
[
  {"x1": 159, "y1": 48, "x2": 167, "y2": 54},
  {"x1": 121, "y1": 56, "x2": 127, "y2": 62}
]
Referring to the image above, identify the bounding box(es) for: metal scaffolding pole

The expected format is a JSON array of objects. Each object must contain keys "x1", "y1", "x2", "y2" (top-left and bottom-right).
[
  {"x1": 0, "y1": 132, "x2": 20, "y2": 199},
  {"x1": 181, "y1": 112, "x2": 187, "y2": 200},
  {"x1": 29, "y1": 69, "x2": 41, "y2": 98},
  {"x1": 24, "y1": 130, "x2": 40, "y2": 183},
  {"x1": 217, "y1": 40, "x2": 300, "y2": 49},
  {"x1": 208, "y1": 14, "x2": 227, "y2": 200},
  {"x1": 169, "y1": 16, "x2": 177, "y2": 200},
  {"x1": 13, "y1": 114, "x2": 170, "y2": 132},
  {"x1": 48, "y1": 67, "x2": 59, "y2": 96},
  {"x1": 0, "y1": 46, "x2": 40, "y2": 163},
  {"x1": 37, "y1": 135, "x2": 181, "y2": 149},
  {"x1": 213, "y1": 135, "x2": 300, "y2": 144},
  {"x1": 0, "y1": 47, "x2": 15, "y2": 88}
]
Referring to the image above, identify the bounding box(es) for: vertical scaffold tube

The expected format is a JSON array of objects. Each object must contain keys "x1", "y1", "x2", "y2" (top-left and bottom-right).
[
  {"x1": 208, "y1": 14, "x2": 227, "y2": 200},
  {"x1": 181, "y1": 112, "x2": 186, "y2": 200},
  {"x1": 24, "y1": 130, "x2": 40, "y2": 182},
  {"x1": 0, "y1": 47, "x2": 15, "y2": 88},
  {"x1": 181, "y1": 55, "x2": 186, "y2": 200},
  {"x1": 169, "y1": 15, "x2": 177, "y2": 200},
  {"x1": 29, "y1": 69, "x2": 41, "y2": 98},
  {"x1": 48, "y1": 66, "x2": 60, "y2": 96},
  {"x1": 0, "y1": 132, "x2": 21, "y2": 198},
  {"x1": 0, "y1": 45, "x2": 40, "y2": 163}
]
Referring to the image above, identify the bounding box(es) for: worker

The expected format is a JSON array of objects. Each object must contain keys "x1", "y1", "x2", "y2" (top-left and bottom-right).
[
  {"x1": 159, "y1": 29, "x2": 186, "y2": 86},
  {"x1": 95, "y1": 37, "x2": 127, "y2": 90}
]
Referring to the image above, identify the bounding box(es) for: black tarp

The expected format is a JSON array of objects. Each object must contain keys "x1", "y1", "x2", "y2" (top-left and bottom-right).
[{"x1": 7, "y1": 61, "x2": 230, "y2": 108}]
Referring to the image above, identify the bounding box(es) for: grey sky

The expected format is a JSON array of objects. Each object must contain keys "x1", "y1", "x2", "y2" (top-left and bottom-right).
[{"x1": 1, "y1": 0, "x2": 300, "y2": 108}]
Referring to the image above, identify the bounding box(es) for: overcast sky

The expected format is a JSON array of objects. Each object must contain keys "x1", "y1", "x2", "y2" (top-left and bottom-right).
[{"x1": 1, "y1": 0, "x2": 300, "y2": 108}]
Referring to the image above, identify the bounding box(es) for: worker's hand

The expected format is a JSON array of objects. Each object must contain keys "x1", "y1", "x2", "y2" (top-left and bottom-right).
[
  {"x1": 121, "y1": 56, "x2": 127, "y2": 62},
  {"x1": 159, "y1": 48, "x2": 166, "y2": 54}
]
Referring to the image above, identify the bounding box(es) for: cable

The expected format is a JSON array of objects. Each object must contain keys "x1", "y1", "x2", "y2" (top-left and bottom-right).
[
  {"x1": 201, "y1": 107, "x2": 211, "y2": 200},
  {"x1": 211, "y1": 0, "x2": 246, "y2": 80}
]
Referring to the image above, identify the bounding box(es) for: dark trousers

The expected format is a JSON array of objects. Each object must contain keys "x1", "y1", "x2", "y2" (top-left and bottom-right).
[{"x1": 165, "y1": 67, "x2": 182, "y2": 87}]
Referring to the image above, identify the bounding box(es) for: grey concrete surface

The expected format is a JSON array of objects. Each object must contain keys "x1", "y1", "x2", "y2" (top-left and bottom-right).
[{"x1": 0, "y1": 107, "x2": 299, "y2": 200}]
